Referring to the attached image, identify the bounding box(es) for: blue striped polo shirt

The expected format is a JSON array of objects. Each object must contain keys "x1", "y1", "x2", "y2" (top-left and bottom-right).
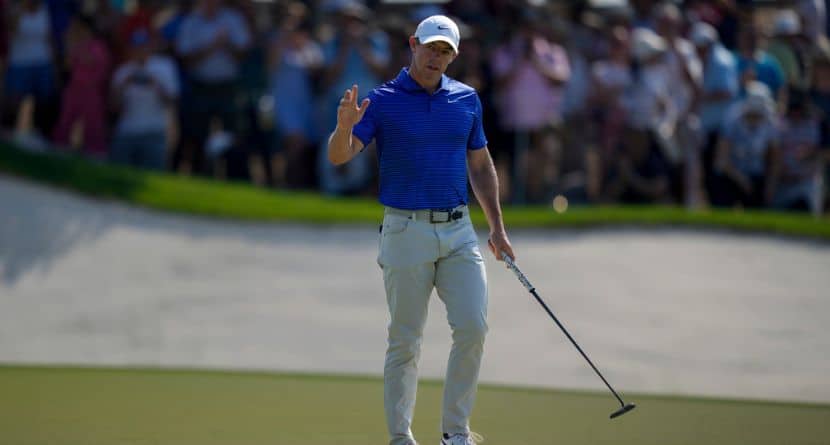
[{"x1": 352, "y1": 68, "x2": 488, "y2": 210}]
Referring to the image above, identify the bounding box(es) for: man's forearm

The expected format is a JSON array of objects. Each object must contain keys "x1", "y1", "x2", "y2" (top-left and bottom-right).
[
  {"x1": 327, "y1": 125, "x2": 356, "y2": 165},
  {"x1": 469, "y1": 159, "x2": 505, "y2": 233}
]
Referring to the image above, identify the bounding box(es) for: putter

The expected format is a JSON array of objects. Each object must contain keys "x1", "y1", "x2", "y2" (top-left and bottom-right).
[{"x1": 501, "y1": 252, "x2": 636, "y2": 419}]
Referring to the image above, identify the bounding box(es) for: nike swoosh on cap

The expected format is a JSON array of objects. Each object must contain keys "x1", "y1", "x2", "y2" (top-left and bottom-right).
[{"x1": 437, "y1": 25, "x2": 450, "y2": 30}]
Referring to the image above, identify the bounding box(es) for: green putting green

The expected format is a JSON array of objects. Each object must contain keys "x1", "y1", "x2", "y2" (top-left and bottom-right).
[{"x1": 1, "y1": 366, "x2": 828, "y2": 445}]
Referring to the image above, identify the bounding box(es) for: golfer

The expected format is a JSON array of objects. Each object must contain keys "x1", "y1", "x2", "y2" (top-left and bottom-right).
[{"x1": 327, "y1": 15, "x2": 514, "y2": 445}]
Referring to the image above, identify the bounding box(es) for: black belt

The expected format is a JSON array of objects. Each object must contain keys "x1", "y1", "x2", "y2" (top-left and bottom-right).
[{"x1": 385, "y1": 206, "x2": 466, "y2": 223}]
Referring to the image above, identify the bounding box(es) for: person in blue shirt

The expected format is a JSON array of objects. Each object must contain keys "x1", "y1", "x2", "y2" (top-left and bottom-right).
[
  {"x1": 734, "y1": 24, "x2": 785, "y2": 101},
  {"x1": 327, "y1": 15, "x2": 514, "y2": 445},
  {"x1": 317, "y1": 1, "x2": 390, "y2": 195}
]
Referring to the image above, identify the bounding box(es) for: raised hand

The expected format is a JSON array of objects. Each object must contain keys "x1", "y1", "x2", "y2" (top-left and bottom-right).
[{"x1": 337, "y1": 84, "x2": 370, "y2": 129}]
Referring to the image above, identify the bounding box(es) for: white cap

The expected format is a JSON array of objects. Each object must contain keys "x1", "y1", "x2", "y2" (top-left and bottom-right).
[
  {"x1": 690, "y1": 21, "x2": 718, "y2": 47},
  {"x1": 773, "y1": 10, "x2": 801, "y2": 36},
  {"x1": 631, "y1": 28, "x2": 667, "y2": 61},
  {"x1": 742, "y1": 81, "x2": 775, "y2": 116},
  {"x1": 414, "y1": 15, "x2": 460, "y2": 54}
]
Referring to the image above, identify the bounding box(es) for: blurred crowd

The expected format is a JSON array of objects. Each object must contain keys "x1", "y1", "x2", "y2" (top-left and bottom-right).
[{"x1": 1, "y1": 0, "x2": 829, "y2": 214}]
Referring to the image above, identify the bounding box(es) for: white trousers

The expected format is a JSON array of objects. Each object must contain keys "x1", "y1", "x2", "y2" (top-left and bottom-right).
[{"x1": 378, "y1": 207, "x2": 488, "y2": 445}]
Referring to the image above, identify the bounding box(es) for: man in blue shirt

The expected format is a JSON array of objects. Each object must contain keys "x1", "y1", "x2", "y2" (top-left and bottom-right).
[{"x1": 327, "y1": 15, "x2": 514, "y2": 445}]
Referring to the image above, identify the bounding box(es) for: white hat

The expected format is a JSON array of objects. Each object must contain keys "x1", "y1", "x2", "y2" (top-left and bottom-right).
[
  {"x1": 690, "y1": 21, "x2": 718, "y2": 47},
  {"x1": 773, "y1": 10, "x2": 801, "y2": 36},
  {"x1": 742, "y1": 81, "x2": 775, "y2": 116},
  {"x1": 631, "y1": 28, "x2": 666, "y2": 61},
  {"x1": 414, "y1": 15, "x2": 460, "y2": 54}
]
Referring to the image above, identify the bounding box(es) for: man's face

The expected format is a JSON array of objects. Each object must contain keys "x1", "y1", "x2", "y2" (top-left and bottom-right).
[{"x1": 409, "y1": 37, "x2": 457, "y2": 81}]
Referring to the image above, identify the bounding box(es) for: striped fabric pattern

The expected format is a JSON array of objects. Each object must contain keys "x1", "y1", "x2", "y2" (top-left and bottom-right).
[{"x1": 353, "y1": 68, "x2": 488, "y2": 210}]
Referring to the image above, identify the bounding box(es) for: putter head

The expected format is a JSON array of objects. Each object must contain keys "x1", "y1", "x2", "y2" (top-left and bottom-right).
[{"x1": 609, "y1": 403, "x2": 636, "y2": 419}]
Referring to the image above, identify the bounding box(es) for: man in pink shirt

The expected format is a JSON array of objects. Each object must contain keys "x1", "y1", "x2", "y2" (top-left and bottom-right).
[{"x1": 491, "y1": 12, "x2": 570, "y2": 203}]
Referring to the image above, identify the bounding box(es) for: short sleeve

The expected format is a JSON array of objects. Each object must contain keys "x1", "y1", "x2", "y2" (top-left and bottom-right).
[
  {"x1": 352, "y1": 90, "x2": 378, "y2": 147},
  {"x1": 468, "y1": 93, "x2": 488, "y2": 150}
]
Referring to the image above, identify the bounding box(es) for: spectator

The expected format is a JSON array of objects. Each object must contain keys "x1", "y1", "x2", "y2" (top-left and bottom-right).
[
  {"x1": 654, "y1": 2, "x2": 704, "y2": 206},
  {"x1": 807, "y1": 44, "x2": 830, "y2": 213},
  {"x1": 767, "y1": 9, "x2": 811, "y2": 98},
  {"x1": 588, "y1": 25, "x2": 632, "y2": 200},
  {"x1": 3, "y1": 0, "x2": 58, "y2": 134},
  {"x1": 156, "y1": 0, "x2": 192, "y2": 54},
  {"x1": 734, "y1": 24, "x2": 785, "y2": 103},
  {"x1": 52, "y1": 14, "x2": 111, "y2": 157},
  {"x1": 231, "y1": 0, "x2": 274, "y2": 185},
  {"x1": 809, "y1": 41, "x2": 830, "y2": 135},
  {"x1": 316, "y1": 1, "x2": 389, "y2": 196},
  {"x1": 561, "y1": 7, "x2": 606, "y2": 204},
  {"x1": 445, "y1": 23, "x2": 500, "y2": 198},
  {"x1": 620, "y1": 28, "x2": 676, "y2": 169},
  {"x1": 690, "y1": 20, "x2": 740, "y2": 205},
  {"x1": 267, "y1": 1, "x2": 323, "y2": 188},
  {"x1": 89, "y1": 0, "x2": 123, "y2": 57},
  {"x1": 110, "y1": 29, "x2": 179, "y2": 170},
  {"x1": 711, "y1": 81, "x2": 779, "y2": 208},
  {"x1": 44, "y1": 0, "x2": 79, "y2": 63},
  {"x1": 175, "y1": 0, "x2": 252, "y2": 174},
  {"x1": 629, "y1": 0, "x2": 658, "y2": 30},
  {"x1": 490, "y1": 10, "x2": 570, "y2": 203},
  {"x1": 796, "y1": 0, "x2": 828, "y2": 44},
  {"x1": 686, "y1": 0, "x2": 742, "y2": 51},
  {"x1": 609, "y1": 27, "x2": 676, "y2": 206},
  {"x1": 115, "y1": 0, "x2": 162, "y2": 63},
  {"x1": 603, "y1": 125, "x2": 673, "y2": 204},
  {"x1": 771, "y1": 92, "x2": 824, "y2": 212},
  {"x1": 0, "y1": 0, "x2": 8, "y2": 96}
]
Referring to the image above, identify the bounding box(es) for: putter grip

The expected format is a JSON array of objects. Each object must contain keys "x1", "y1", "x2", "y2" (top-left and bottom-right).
[{"x1": 501, "y1": 252, "x2": 534, "y2": 292}]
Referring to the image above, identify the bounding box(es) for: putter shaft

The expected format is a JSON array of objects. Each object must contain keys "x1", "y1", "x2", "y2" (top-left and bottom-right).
[{"x1": 501, "y1": 253, "x2": 635, "y2": 419}]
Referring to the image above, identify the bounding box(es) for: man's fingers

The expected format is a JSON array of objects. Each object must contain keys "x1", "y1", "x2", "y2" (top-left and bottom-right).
[
  {"x1": 352, "y1": 84, "x2": 359, "y2": 103},
  {"x1": 343, "y1": 88, "x2": 352, "y2": 103},
  {"x1": 501, "y1": 245, "x2": 515, "y2": 262},
  {"x1": 488, "y1": 238, "x2": 514, "y2": 262},
  {"x1": 358, "y1": 98, "x2": 371, "y2": 115}
]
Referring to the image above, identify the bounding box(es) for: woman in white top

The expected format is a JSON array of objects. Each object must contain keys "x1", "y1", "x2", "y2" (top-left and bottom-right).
[{"x1": 3, "y1": 0, "x2": 56, "y2": 129}]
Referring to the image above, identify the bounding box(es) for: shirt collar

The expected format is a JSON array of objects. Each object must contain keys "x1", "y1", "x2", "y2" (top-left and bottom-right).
[{"x1": 396, "y1": 67, "x2": 449, "y2": 94}]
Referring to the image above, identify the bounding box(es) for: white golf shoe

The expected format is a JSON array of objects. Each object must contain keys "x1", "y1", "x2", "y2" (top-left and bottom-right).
[{"x1": 440, "y1": 431, "x2": 483, "y2": 445}]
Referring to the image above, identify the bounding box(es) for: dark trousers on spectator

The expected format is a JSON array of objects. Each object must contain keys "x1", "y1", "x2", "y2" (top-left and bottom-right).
[
  {"x1": 702, "y1": 130, "x2": 720, "y2": 205},
  {"x1": 710, "y1": 174, "x2": 766, "y2": 208},
  {"x1": 177, "y1": 79, "x2": 238, "y2": 174},
  {"x1": 111, "y1": 130, "x2": 167, "y2": 170}
]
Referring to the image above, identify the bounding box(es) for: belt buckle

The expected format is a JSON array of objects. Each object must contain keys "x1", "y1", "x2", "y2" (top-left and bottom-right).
[{"x1": 429, "y1": 210, "x2": 451, "y2": 223}]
